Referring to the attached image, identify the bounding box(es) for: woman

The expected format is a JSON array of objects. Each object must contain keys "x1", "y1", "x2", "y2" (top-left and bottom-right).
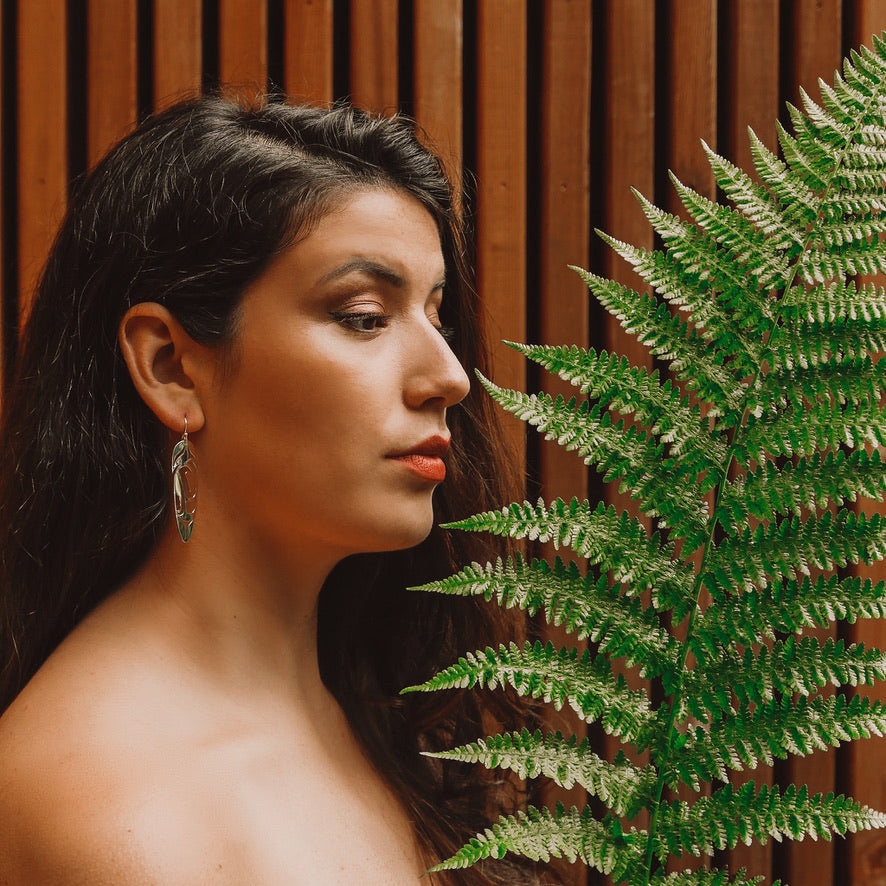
[{"x1": 0, "y1": 97, "x2": 540, "y2": 884}]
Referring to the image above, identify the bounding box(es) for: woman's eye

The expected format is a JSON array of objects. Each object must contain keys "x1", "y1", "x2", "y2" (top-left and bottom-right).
[
  {"x1": 436, "y1": 324, "x2": 456, "y2": 344},
  {"x1": 330, "y1": 311, "x2": 391, "y2": 333}
]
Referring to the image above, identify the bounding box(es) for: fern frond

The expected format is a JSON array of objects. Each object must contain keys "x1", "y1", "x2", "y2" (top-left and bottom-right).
[
  {"x1": 597, "y1": 227, "x2": 764, "y2": 376},
  {"x1": 477, "y1": 376, "x2": 710, "y2": 544},
  {"x1": 693, "y1": 574, "x2": 886, "y2": 653},
  {"x1": 652, "y1": 783, "x2": 886, "y2": 863},
  {"x1": 740, "y1": 397, "x2": 886, "y2": 459},
  {"x1": 428, "y1": 805, "x2": 643, "y2": 879},
  {"x1": 425, "y1": 729, "x2": 655, "y2": 817},
  {"x1": 648, "y1": 871, "x2": 768, "y2": 886},
  {"x1": 404, "y1": 640, "x2": 655, "y2": 741},
  {"x1": 444, "y1": 498, "x2": 696, "y2": 611},
  {"x1": 411, "y1": 554, "x2": 679, "y2": 677},
  {"x1": 414, "y1": 32, "x2": 886, "y2": 885},
  {"x1": 707, "y1": 510, "x2": 886, "y2": 590},
  {"x1": 680, "y1": 637, "x2": 886, "y2": 719},
  {"x1": 669, "y1": 695, "x2": 886, "y2": 787},
  {"x1": 505, "y1": 340, "x2": 727, "y2": 465},
  {"x1": 702, "y1": 140, "x2": 802, "y2": 246},
  {"x1": 573, "y1": 267, "x2": 743, "y2": 415},
  {"x1": 718, "y1": 450, "x2": 886, "y2": 528}
]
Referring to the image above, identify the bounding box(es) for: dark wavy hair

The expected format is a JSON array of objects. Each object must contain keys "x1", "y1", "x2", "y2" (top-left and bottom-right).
[{"x1": 0, "y1": 97, "x2": 549, "y2": 883}]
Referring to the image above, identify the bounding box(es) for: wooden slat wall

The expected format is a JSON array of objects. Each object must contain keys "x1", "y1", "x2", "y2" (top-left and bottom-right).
[{"x1": 7, "y1": 3, "x2": 886, "y2": 884}]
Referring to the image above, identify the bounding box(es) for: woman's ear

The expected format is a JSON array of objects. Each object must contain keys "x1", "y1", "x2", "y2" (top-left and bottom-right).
[{"x1": 118, "y1": 302, "x2": 210, "y2": 433}]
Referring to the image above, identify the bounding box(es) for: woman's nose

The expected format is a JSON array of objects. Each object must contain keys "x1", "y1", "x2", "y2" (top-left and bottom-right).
[{"x1": 405, "y1": 325, "x2": 471, "y2": 409}]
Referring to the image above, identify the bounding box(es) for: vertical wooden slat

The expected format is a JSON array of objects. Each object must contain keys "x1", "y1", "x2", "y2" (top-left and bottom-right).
[
  {"x1": 87, "y1": 0, "x2": 137, "y2": 167},
  {"x1": 413, "y1": 0, "x2": 463, "y2": 177},
  {"x1": 599, "y1": 6, "x2": 656, "y2": 860},
  {"x1": 779, "y1": 7, "x2": 843, "y2": 886},
  {"x1": 537, "y1": 7, "x2": 592, "y2": 885},
  {"x1": 720, "y1": 9, "x2": 776, "y2": 880},
  {"x1": 792, "y1": 0, "x2": 842, "y2": 104},
  {"x1": 539, "y1": 2, "x2": 591, "y2": 499},
  {"x1": 665, "y1": 0, "x2": 716, "y2": 203},
  {"x1": 663, "y1": 4, "x2": 716, "y2": 878},
  {"x1": 724, "y1": 0, "x2": 779, "y2": 171},
  {"x1": 349, "y1": 0, "x2": 398, "y2": 112},
  {"x1": 154, "y1": 0, "x2": 202, "y2": 108},
  {"x1": 601, "y1": 0, "x2": 655, "y2": 508},
  {"x1": 476, "y1": 0, "x2": 527, "y2": 463},
  {"x1": 17, "y1": 0, "x2": 68, "y2": 326},
  {"x1": 219, "y1": 0, "x2": 268, "y2": 103},
  {"x1": 0, "y1": 0, "x2": 4, "y2": 386},
  {"x1": 284, "y1": 0, "x2": 334, "y2": 103},
  {"x1": 848, "y1": 11, "x2": 886, "y2": 886},
  {"x1": 856, "y1": 0, "x2": 886, "y2": 44}
]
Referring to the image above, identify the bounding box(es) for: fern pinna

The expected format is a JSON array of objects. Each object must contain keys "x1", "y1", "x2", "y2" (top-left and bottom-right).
[{"x1": 404, "y1": 34, "x2": 886, "y2": 886}]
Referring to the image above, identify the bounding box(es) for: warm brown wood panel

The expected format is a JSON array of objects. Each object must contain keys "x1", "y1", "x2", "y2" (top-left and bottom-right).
[
  {"x1": 662, "y1": 8, "x2": 719, "y2": 876},
  {"x1": 848, "y1": 11, "x2": 886, "y2": 886},
  {"x1": 87, "y1": 0, "x2": 137, "y2": 167},
  {"x1": 284, "y1": 0, "x2": 334, "y2": 103},
  {"x1": 601, "y1": 0, "x2": 655, "y2": 506},
  {"x1": 723, "y1": 0, "x2": 779, "y2": 171},
  {"x1": 782, "y1": 7, "x2": 843, "y2": 885},
  {"x1": 349, "y1": 0, "x2": 398, "y2": 113},
  {"x1": 154, "y1": 0, "x2": 202, "y2": 108},
  {"x1": 539, "y1": 0, "x2": 592, "y2": 499},
  {"x1": 219, "y1": 0, "x2": 268, "y2": 102},
  {"x1": 792, "y1": 0, "x2": 842, "y2": 102},
  {"x1": 413, "y1": 0, "x2": 463, "y2": 179},
  {"x1": 536, "y1": 6, "x2": 592, "y2": 884},
  {"x1": 665, "y1": 0, "x2": 716, "y2": 203},
  {"x1": 17, "y1": 0, "x2": 68, "y2": 325},
  {"x1": 475, "y1": 0, "x2": 527, "y2": 464}
]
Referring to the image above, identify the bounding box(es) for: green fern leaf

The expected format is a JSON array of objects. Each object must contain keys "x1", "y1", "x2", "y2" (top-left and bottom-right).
[
  {"x1": 428, "y1": 805, "x2": 643, "y2": 879},
  {"x1": 707, "y1": 510, "x2": 886, "y2": 591},
  {"x1": 443, "y1": 498, "x2": 696, "y2": 611},
  {"x1": 680, "y1": 637, "x2": 886, "y2": 720},
  {"x1": 404, "y1": 640, "x2": 655, "y2": 742},
  {"x1": 411, "y1": 554, "x2": 679, "y2": 677},
  {"x1": 648, "y1": 870, "x2": 769, "y2": 886},
  {"x1": 693, "y1": 574, "x2": 886, "y2": 653},
  {"x1": 572, "y1": 267, "x2": 743, "y2": 415},
  {"x1": 669, "y1": 695, "x2": 886, "y2": 788},
  {"x1": 719, "y1": 450, "x2": 886, "y2": 527},
  {"x1": 505, "y1": 341, "x2": 727, "y2": 467},
  {"x1": 477, "y1": 376, "x2": 710, "y2": 543},
  {"x1": 425, "y1": 729, "x2": 655, "y2": 817},
  {"x1": 653, "y1": 782, "x2": 886, "y2": 863}
]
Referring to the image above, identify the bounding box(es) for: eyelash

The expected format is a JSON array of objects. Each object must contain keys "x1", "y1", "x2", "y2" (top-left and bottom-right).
[
  {"x1": 330, "y1": 310, "x2": 456, "y2": 343},
  {"x1": 330, "y1": 310, "x2": 391, "y2": 333}
]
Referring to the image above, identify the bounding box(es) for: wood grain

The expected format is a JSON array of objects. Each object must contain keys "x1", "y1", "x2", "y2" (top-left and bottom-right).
[
  {"x1": 349, "y1": 0, "x2": 398, "y2": 113},
  {"x1": 17, "y1": 0, "x2": 68, "y2": 326},
  {"x1": 154, "y1": 0, "x2": 202, "y2": 108},
  {"x1": 413, "y1": 0, "x2": 463, "y2": 178},
  {"x1": 475, "y1": 0, "x2": 527, "y2": 464},
  {"x1": 284, "y1": 0, "x2": 334, "y2": 104},
  {"x1": 87, "y1": 0, "x2": 137, "y2": 166},
  {"x1": 219, "y1": 0, "x2": 268, "y2": 103}
]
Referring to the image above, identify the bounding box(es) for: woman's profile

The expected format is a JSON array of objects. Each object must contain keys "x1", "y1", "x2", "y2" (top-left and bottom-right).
[{"x1": 0, "y1": 96, "x2": 543, "y2": 885}]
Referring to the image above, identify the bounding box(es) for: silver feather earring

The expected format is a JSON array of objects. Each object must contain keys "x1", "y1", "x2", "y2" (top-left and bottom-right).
[{"x1": 171, "y1": 417, "x2": 198, "y2": 542}]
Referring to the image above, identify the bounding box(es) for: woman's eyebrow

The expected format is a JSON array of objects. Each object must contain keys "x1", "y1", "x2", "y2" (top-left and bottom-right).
[
  {"x1": 319, "y1": 258, "x2": 446, "y2": 291},
  {"x1": 320, "y1": 258, "x2": 405, "y2": 287}
]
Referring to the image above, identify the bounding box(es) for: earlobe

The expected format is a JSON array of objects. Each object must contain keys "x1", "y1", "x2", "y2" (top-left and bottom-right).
[{"x1": 118, "y1": 303, "x2": 207, "y2": 433}]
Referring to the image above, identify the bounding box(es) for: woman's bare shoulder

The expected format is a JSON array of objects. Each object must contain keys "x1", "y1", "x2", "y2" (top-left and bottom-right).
[{"x1": 0, "y1": 627, "x2": 222, "y2": 885}]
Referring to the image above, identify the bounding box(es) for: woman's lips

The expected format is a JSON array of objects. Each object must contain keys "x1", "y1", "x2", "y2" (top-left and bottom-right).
[{"x1": 390, "y1": 453, "x2": 446, "y2": 482}]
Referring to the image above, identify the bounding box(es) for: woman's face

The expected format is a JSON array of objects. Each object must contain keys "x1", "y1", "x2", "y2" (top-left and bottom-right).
[{"x1": 196, "y1": 187, "x2": 471, "y2": 562}]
